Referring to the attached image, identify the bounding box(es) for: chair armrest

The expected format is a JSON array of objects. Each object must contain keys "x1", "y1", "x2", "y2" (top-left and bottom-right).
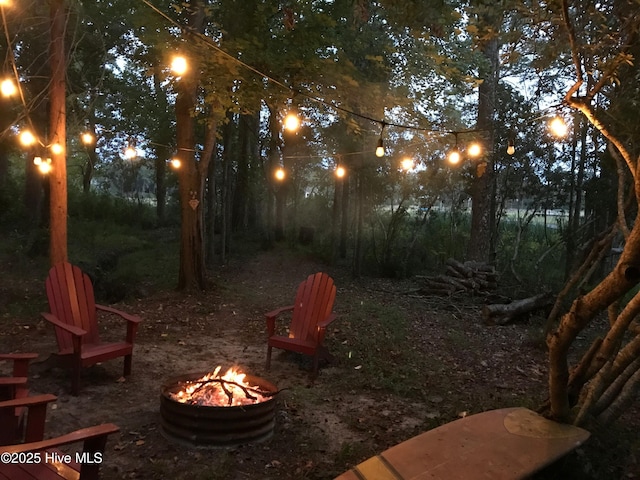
[
  {"x1": 0, "y1": 353, "x2": 38, "y2": 378},
  {"x1": 0, "y1": 423, "x2": 120, "y2": 454},
  {"x1": 41, "y1": 312, "x2": 87, "y2": 337},
  {"x1": 265, "y1": 305, "x2": 294, "y2": 320},
  {"x1": 0, "y1": 377, "x2": 27, "y2": 387},
  {"x1": 96, "y1": 304, "x2": 142, "y2": 324},
  {"x1": 0, "y1": 393, "x2": 58, "y2": 410},
  {"x1": 317, "y1": 313, "x2": 337, "y2": 330},
  {"x1": 0, "y1": 353, "x2": 39, "y2": 361},
  {"x1": 265, "y1": 306, "x2": 295, "y2": 336}
]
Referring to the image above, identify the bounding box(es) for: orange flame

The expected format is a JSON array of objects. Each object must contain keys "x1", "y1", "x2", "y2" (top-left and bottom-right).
[{"x1": 170, "y1": 366, "x2": 270, "y2": 407}]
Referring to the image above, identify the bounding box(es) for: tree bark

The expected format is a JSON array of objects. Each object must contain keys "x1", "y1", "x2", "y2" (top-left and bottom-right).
[
  {"x1": 467, "y1": 31, "x2": 499, "y2": 263},
  {"x1": 48, "y1": 0, "x2": 67, "y2": 266},
  {"x1": 176, "y1": 0, "x2": 207, "y2": 291}
]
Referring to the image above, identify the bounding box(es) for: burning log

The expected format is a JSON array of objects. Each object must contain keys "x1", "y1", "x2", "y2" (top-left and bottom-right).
[
  {"x1": 482, "y1": 292, "x2": 554, "y2": 325},
  {"x1": 417, "y1": 258, "x2": 498, "y2": 296}
]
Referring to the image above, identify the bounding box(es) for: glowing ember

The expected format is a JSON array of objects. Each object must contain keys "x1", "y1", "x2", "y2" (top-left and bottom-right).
[{"x1": 170, "y1": 366, "x2": 272, "y2": 407}]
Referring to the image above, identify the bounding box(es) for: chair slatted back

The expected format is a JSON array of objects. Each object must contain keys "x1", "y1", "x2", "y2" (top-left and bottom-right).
[
  {"x1": 45, "y1": 263, "x2": 100, "y2": 351},
  {"x1": 290, "y1": 273, "x2": 336, "y2": 342}
]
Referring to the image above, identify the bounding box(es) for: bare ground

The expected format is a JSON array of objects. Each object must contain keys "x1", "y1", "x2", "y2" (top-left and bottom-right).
[{"x1": 1, "y1": 248, "x2": 639, "y2": 479}]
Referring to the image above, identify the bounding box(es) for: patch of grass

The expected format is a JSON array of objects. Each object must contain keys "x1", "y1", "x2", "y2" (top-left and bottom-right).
[{"x1": 330, "y1": 299, "x2": 436, "y2": 398}]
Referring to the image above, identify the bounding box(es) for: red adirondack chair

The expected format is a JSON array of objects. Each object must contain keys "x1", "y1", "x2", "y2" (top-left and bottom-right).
[
  {"x1": 42, "y1": 262, "x2": 142, "y2": 395},
  {"x1": 0, "y1": 394, "x2": 119, "y2": 480},
  {"x1": 265, "y1": 272, "x2": 338, "y2": 377},
  {"x1": 0, "y1": 353, "x2": 38, "y2": 445}
]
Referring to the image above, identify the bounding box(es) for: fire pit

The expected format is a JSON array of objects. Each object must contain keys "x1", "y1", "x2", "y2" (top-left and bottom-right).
[{"x1": 160, "y1": 366, "x2": 278, "y2": 448}]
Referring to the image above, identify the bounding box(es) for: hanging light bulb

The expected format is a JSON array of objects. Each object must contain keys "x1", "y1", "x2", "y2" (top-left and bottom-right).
[
  {"x1": 448, "y1": 147, "x2": 461, "y2": 165},
  {"x1": 284, "y1": 111, "x2": 300, "y2": 132},
  {"x1": 124, "y1": 137, "x2": 137, "y2": 159},
  {"x1": 335, "y1": 166, "x2": 346, "y2": 178},
  {"x1": 507, "y1": 138, "x2": 515, "y2": 155},
  {"x1": 275, "y1": 167, "x2": 286, "y2": 181},
  {"x1": 448, "y1": 133, "x2": 461, "y2": 165},
  {"x1": 171, "y1": 55, "x2": 188, "y2": 76},
  {"x1": 401, "y1": 157, "x2": 414, "y2": 171},
  {"x1": 81, "y1": 132, "x2": 95, "y2": 145},
  {"x1": 1, "y1": 79, "x2": 16, "y2": 97},
  {"x1": 34, "y1": 157, "x2": 52, "y2": 174},
  {"x1": 170, "y1": 158, "x2": 181, "y2": 169},
  {"x1": 467, "y1": 142, "x2": 482, "y2": 158},
  {"x1": 375, "y1": 121, "x2": 386, "y2": 157},
  {"x1": 50, "y1": 143, "x2": 64, "y2": 155},
  {"x1": 549, "y1": 116, "x2": 568, "y2": 137},
  {"x1": 19, "y1": 130, "x2": 36, "y2": 147}
]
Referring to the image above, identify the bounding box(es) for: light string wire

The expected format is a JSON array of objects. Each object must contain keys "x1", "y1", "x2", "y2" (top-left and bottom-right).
[
  {"x1": 139, "y1": 0, "x2": 482, "y2": 139},
  {"x1": 0, "y1": 4, "x2": 42, "y2": 143}
]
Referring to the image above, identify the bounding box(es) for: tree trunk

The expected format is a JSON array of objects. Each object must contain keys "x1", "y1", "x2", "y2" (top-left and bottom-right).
[
  {"x1": 176, "y1": 0, "x2": 207, "y2": 291},
  {"x1": 48, "y1": 0, "x2": 67, "y2": 266},
  {"x1": 467, "y1": 28, "x2": 500, "y2": 263}
]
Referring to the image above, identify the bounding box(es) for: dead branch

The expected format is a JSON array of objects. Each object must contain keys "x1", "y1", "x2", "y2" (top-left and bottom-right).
[{"x1": 482, "y1": 292, "x2": 554, "y2": 326}]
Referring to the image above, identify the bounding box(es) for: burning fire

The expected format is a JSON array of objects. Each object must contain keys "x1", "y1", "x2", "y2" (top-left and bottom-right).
[{"x1": 170, "y1": 366, "x2": 271, "y2": 407}]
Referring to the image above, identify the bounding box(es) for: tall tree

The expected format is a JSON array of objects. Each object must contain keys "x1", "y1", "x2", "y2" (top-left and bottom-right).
[
  {"x1": 48, "y1": 0, "x2": 67, "y2": 265},
  {"x1": 544, "y1": 0, "x2": 640, "y2": 424}
]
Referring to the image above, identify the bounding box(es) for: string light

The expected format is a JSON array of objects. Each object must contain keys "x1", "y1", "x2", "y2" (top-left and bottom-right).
[
  {"x1": 507, "y1": 138, "x2": 515, "y2": 155},
  {"x1": 1, "y1": 78, "x2": 16, "y2": 97},
  {"x1": 335, "y1": 166, "x2": 346, "y2": 178},
  {"x1": 467, "y1": 142, "x2": 482, "y2": 158},
  {"x1": 401, "y1": 157, "x2": 415, "y2": 171},
  {"x1": 170, "y1": 158, "x2": 181, "y2": 168},
  {"x1": 81, "y1": 132, "x2": 95, "y2": 145},
  {"x1": 275, "y1": 167, "x2": 286, "y2": 181},
  {"x1": 284, "y1": 111, "x2": 300, "y2": 132},
  {"x1": 50, "y1": 143, "x2": 64, "y2": 155},
  {"x1": 549, "y1": 116, "x2": 568, "y2": 137},
  {"x1": 19, "y1": 130, "x2": 36, "y2": 147},
  {"x1": 171, "y1": 55, "x2": 188, "y2": 76},
  {"x1": 33, "y1": 156, "x2": 52, "y2": 174}
]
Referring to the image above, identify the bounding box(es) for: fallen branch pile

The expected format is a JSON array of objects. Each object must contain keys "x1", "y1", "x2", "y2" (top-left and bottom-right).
[{"x1": 417, "y1": 258, "x2": 498, "y2": 296}]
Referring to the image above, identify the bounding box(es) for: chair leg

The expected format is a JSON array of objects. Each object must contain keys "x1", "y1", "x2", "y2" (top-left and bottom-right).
[
  {"x1": 123, "y1": 355, "x2": 132, "y2": 376},
  {"x1": 265, "y1": 346, "x2": 272, "y2": 370}
]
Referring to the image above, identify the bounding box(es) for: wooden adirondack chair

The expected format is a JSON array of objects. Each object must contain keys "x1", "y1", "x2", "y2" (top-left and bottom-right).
[
  {"x1": 0, "y1": 353, "x2": 38, "y2": 445},
  {"x1": 42, "y1": 262, "x2": 142, "y2": 395},
  {"x1": 265, "y1": 272, "x2": 337, "y2": 377},
  {"x1": 0, "y1": 394, "x2": 119, "y2": 480}
]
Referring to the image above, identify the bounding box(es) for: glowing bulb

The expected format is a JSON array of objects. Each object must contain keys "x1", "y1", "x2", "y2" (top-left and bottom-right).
[
  {"x1": 467, "y1": 142, "x2": 482, "y2": 157},
  {"x1": 507, "y1": 140, "x2": 515, "y2": 155},
  {"x1": 50, "y1": 143, "x2": 64, "y2": 155},
  {"x1": 38, "y1": 160, "x2": 52, "y2": 174},
  {"x1": 284, "y1": 112, "x2": 300, "y2": 132},
  {"x1": 275, "y1": 168, "x2": 286, "y2": 181},
  {"x1": 375, "y1": 138, "x2": 385, "y2": 157},
  {"x1": 34, "y1": 157, "x2": 52, "y2": 174},
  {"x1": 19, "y1": 130, "x2": 36, "y2": 147},
  {"x1": 448, "y1": 148, "x2": 461, "y2": 165},
  {"x1": 1, "y1": 79, "x2": 16, "y2": 97},
  {"x1": 401, "y1": 158, "x2": 414, "y2": 171},
  {"x1": 171, "y1": 56, "x2": 188, "y2": 75},
  {"x1": 0, "y1": 0, "x2": 11, "y2": 6},
  {"x1": 549, "y1": 117, "x2": 568, "y2": 137},
  {"x1": 81, "y1": 132, "x2": 94, "y2": 145},
  {"x1": 336, "y1": 166, "x2": 346, "y2": 178},
  {"x1": 124, "y1": 146, "x2": 137, "y2": 159},
  {"x1": 170, "y1": 158, "x2": 181, "y2": 168}
]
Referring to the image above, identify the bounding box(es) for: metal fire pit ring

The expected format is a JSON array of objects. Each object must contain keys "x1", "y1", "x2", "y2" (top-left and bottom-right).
[{"x1": 160, "y1": 371, "x2": 278, "y2": 448}]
